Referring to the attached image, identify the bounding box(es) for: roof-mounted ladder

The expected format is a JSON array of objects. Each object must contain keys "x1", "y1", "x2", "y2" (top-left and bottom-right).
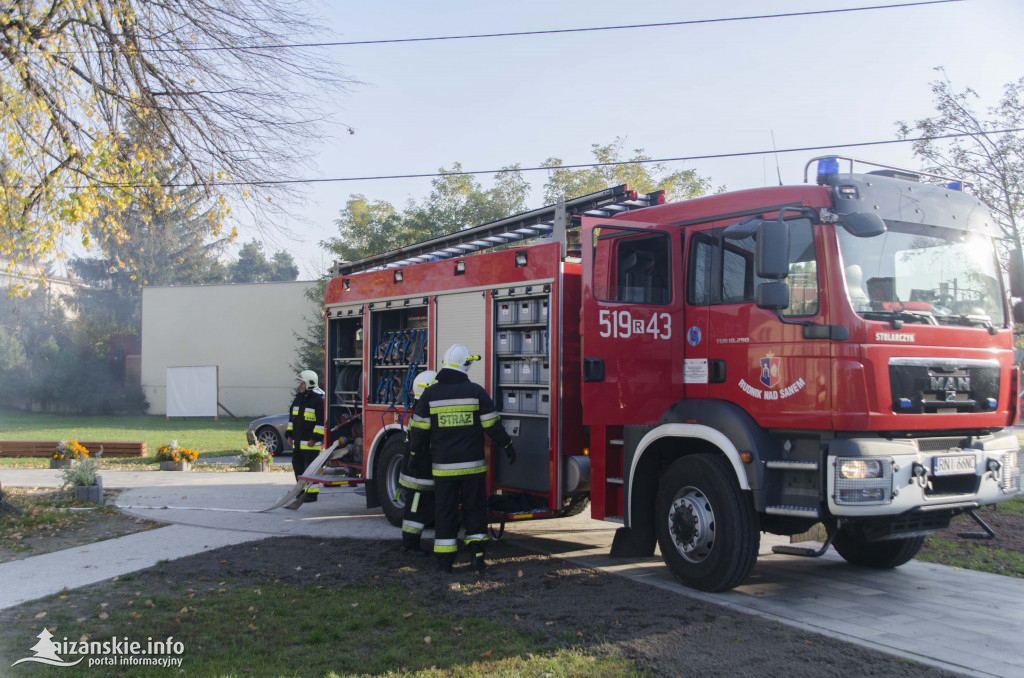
[{"x1": 329, "y1": 184, "x2": 664, "y2": 277}]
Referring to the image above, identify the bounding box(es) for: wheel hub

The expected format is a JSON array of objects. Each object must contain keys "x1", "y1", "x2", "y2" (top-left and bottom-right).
[{"x1": 667, "y1": 487, "x2": 715, "y2": 563}]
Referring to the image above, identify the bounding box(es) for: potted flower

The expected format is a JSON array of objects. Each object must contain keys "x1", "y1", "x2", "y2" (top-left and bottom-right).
[
  {"x1": 155, "y1": 440, "x2": 199, "y2": 471},
  {"x1": 239, "y1": 441, "x2": 273, "y2": 472},
  {"x1": 51, "y1": 440, "x2": 90, "y2": 469},
  {"x1": 59, "y1": 457, "x2": 103, "y2": 504}
]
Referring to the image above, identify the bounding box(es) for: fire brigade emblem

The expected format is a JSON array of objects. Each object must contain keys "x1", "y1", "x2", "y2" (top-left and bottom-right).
[{"x1": 760, "y1": 353, "x2": 781, "y2": 389}]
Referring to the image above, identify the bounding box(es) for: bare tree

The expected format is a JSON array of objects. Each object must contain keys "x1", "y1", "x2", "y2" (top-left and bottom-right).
[
  {"x1": 898, "y1": 68, "x2": 1024, "y2": 255},
  {"x1": 1, "y1": 0, "x2": 354, "y2": 286}
]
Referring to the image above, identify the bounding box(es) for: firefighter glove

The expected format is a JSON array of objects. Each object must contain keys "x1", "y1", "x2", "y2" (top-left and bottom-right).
[
  {"x1": 505, "y1": 444, "x2": 517, "y2": 466},
  {"x1": 409, "y1": 451, "x2": 425, "y2": 475}
]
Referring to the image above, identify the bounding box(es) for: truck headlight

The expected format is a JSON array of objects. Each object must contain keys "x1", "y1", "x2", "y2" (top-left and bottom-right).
[
  {"x1": 1001, "y1": 451, "x2": 1021, "y2": 495},
  {"x1": 839, "y1": 459, "x2": 883, "y2": 480},
  {"x1": 835, "y1": 457, "x2": 893, "y2": 505}
]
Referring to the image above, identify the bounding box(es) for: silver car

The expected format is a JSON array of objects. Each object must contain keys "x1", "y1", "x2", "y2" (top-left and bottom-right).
[{"x1": 245, "y1": 414, "x2": 290, "y2": 457}]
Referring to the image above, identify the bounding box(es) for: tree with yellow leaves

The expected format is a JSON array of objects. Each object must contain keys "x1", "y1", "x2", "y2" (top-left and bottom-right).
[{"x1": 1, "y1": 0, "x2": 352, "y2": 290}]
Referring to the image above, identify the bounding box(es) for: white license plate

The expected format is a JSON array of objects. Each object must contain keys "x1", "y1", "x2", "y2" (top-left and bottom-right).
[{"x1": 933, "y1": 453, "x2": 976, "y2": 476}]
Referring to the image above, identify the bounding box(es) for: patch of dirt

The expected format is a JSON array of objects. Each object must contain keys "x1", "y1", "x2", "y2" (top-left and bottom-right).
[
  {"x1": 930, "y1": 504, "x2": 1024, "y2": 551},
  {"x1": 3, "y1": 494, "x2": 1016, "y2": 675},
  {"x1": 125, "y1": 536, "x2": 960, "y2": 678},
  {"x1": 0, "y1": 489, "x2": 159, "y2": 564}
]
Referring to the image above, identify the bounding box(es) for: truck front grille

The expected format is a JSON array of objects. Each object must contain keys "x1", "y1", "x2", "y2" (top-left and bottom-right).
[{"x1": 889, "y1": 358, "x2": 1000, "y2": 414}]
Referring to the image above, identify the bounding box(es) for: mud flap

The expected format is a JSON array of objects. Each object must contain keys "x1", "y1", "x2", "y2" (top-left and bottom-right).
[{"x1": 610, "y1": 525, "x2": 656, "y2": 558}]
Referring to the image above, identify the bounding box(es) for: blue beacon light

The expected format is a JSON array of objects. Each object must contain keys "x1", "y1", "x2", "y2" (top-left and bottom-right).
[{"x1": 816, "y1": 157, "x2": 840, "y2": 184}]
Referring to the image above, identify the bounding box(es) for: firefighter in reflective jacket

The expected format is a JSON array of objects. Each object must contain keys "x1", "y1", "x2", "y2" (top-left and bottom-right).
[
  {"x1": 286, "y1": 370, "x2": 325, "y2": 503},
  {"x1": 399, "y1": 370, "x2": 437, "y2": 556},
  {"x1": 409, "y1": 344, "x2": 516, "y2": 572}
]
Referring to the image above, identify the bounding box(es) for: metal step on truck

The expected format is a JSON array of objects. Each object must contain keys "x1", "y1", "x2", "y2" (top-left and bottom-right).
[{"x1": 312, "y1": 158, "x2": 1022, "y2": 592}]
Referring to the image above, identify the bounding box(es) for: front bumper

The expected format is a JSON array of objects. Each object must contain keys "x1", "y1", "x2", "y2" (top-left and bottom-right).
[{"x1": 826, "y1": 429, "x2": 1020, "y2": 517}]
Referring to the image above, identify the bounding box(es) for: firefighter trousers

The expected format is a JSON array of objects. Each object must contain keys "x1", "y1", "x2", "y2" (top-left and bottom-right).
[
  {"x1": 433, "y1": 473, "x2": 487, "y2": 569},
  {"x1": 291, "y1": 447, "x2": 320, "y2": 499},
  {"x1": 401, "y1": 488, "x2": 435, "y2": 551}
]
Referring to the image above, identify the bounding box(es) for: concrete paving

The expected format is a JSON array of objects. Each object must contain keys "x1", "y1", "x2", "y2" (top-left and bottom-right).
[{"x1": 2, "y1": 467, "x2": 1023, "y2": 677}]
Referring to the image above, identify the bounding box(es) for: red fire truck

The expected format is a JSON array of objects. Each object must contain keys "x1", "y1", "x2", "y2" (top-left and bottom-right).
[{"x1": 315, "y1": 157, "x2": 1023, "y2": 592}]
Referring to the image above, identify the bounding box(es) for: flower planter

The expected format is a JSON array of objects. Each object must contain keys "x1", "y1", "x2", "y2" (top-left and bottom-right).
[
  {"x1": 74, "y1": 476, "x2": 103, "y2": 504},
  {"x1": 159, "y1": 461, "x2": 191, "y2": 472},
  {"x1": 50, "y1": 459, "x2": 72, "y2": 469},
  {"x1": 248, "y1": 461, "x2": 270, "y2": 472}
]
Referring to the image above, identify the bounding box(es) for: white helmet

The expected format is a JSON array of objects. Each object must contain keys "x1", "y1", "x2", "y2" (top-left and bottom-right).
[
  {"x1": 412, "y1": 370, "x2": 437, "y2": 399},
  {"x1": 441, "y1": 344, "x2": 480, "y2": 374},
  {"x1": 296, "y1": 370, "x2": 318, "y2": 390}
]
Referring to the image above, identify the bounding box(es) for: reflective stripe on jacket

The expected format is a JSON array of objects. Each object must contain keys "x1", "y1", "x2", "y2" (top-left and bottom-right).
[
  {"x1": 287, "y1": 388, "x2": 325, "y2": 450},
  {"x1": 408, "y1": 369, "x2": 511, "y2": 473}
]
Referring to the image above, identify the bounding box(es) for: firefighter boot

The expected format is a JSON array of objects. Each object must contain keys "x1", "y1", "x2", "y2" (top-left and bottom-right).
[
  {"x1": 402, "y1": 532, "x2": 428, "y2": 557},
  {"x1": 436, "y1": 553, "x2": 456, "y2": 573},
  {"x1": 471, "y1": 550, "x2": 486, "y2": 572},
  {"x1": 304, "y1": 487, "x2": 319, "y2": 503}
]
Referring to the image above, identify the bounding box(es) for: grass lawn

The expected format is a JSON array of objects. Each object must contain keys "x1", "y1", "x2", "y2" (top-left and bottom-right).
[
  {"x1": 0, "y1": 573, "x2": 640, "y2": 678},
  {"x1": 0, "y1": 409, "x2": 251, "y2": 467}
]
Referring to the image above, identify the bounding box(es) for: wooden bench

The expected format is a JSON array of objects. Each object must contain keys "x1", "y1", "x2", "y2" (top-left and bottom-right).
[{"x1": 0, "y1": 440, "x2": 147, "y2": 458}]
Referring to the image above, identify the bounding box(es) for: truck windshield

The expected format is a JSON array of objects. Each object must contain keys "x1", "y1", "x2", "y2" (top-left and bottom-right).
[{"x1": 837, "y1": 221, "x2": 1005, "y2": 328}]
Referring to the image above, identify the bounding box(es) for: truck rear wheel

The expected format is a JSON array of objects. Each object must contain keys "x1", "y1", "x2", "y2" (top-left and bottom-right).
[
  {"x1": 655, "y1": 454, "x2": 759, "y2": 592},
  {"x1": 376, "y1": 434, "x2": 406, "y2": 528},
  {"x1": 827, "y1": 523, "x2": 925, "y2": 568}
]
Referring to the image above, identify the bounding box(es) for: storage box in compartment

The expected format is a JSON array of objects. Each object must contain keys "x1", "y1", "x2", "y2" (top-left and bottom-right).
[
  {"x1": 521, "y1": 329, "x2": 540, "y2": 354},
  {"x1": 538, "y1": 391, "x2": 550, "y2": 414},
  {"x1": 496, "y1": 330, "x2": 522, "y2": 355},
  {"x1": 538, "y1": 298, "x2": 549, "y2": 323},
  {"x1": 520, "y1": 390, "x2": 539, "y2": 413},
  {"x1": 501, "y1": 388, "x2": 520, "y2": 413},
  {"x1": 517, "y1": 359, "x2": 539, "y2": 384},
  {"x1": 517, "y1": 299, "x2": 538, "y2": 324},
  {"x1": 538, "y1": 360, "x2": 550, "y2": 384},
  {"x1": 498, "y1": 360, "x2": 518, "y2": 385},
  {"x1": 496, "y1": 300, "x2": 517, "y2": 325}
]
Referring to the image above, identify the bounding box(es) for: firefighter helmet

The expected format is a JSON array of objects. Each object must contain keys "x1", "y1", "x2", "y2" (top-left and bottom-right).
[
  {"x1": 412, "y1": 370, "x2": 437, "y2": 399},
  {"x1": 441, "y1": 344, "x2": 480, "y2": 374},
  {"x1": 296, "y1": 370, "x2": 319, "y2": 390}
]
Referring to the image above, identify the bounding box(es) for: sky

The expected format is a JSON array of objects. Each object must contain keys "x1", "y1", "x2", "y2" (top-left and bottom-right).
[{"x1": 228, "y1": 0, "x2": 1024, "y2": 280}]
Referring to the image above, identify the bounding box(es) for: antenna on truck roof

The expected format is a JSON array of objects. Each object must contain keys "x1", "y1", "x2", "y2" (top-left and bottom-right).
[{"x1": 329, "y1": 184, "x2": 665, "y2": 278}]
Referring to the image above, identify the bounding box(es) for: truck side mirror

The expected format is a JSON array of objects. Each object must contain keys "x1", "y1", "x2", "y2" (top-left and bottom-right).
[
  {"x1": 756, "y1": 281, "x2": 790, "y2": 310},
  {"x1": 1009, "y1": 247, "x2": 1024, "y2": 299},
  {"x1": 839, "y1": 211, "x2": 887, "y2": 238},
  {"x1": 755, "y1": 219, "x2": 791, "y2": 279}
]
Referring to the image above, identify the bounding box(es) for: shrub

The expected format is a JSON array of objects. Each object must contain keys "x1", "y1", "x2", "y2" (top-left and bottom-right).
[
  {"x1": 239, "y1": 442, "x2": 274, "y2": 467},
  {"x1": 59, "y1": 457, "x2": 99, "y2": 489},
  {"x1": 155, "y1": 440, "x2": 199, "y2": 463}
]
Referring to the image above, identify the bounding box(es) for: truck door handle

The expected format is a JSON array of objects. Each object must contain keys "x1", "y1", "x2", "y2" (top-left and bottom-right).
[
  {"x1": 583, "y1": 357, "x2": 605, "y2": 382},
  {"x1": 709, "y1": 359, "x2": 727, "y2": 383}
]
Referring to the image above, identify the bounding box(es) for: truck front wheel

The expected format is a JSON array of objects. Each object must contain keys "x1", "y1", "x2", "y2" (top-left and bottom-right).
[
  {"x1": 827, "y1": 522, "x2": 925, "y2": 568},
  {"x1": 376, "y1": 434, "x2": 406, "y2": 528},
  {"x1": 655, "y1": 454, "x2": 759, "y2": 592}
]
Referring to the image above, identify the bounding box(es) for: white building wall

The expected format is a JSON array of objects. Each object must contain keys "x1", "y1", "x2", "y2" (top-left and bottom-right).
[{"x1": 142, "y1": 281, "x2": 318, "y2": 417}]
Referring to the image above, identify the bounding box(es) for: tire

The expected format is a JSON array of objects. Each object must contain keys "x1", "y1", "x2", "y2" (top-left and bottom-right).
[
  {"x1": 562, "y1": 495, "x2": 590, "y2": 517},
  {"x1": 655, "y1": 454, "x2": 759, "y2": 592},
  {"x1": 827, "y1": 523, "x2": 925, "y2": 568},
  {"x1": 376, "y1": 434, "x2": 406, "y2": 528},
  {"x1": 255, "y1": 426, "x2": 283, "y2": 457}
]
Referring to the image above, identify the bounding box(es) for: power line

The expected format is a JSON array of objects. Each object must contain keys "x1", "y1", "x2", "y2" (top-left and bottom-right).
[
  {"x1": 130, "y1": 1, "x2": 962, "y2": 53},
  {"x1": 103, "y1": 127, "x2": 1024, "y2": 189}
]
